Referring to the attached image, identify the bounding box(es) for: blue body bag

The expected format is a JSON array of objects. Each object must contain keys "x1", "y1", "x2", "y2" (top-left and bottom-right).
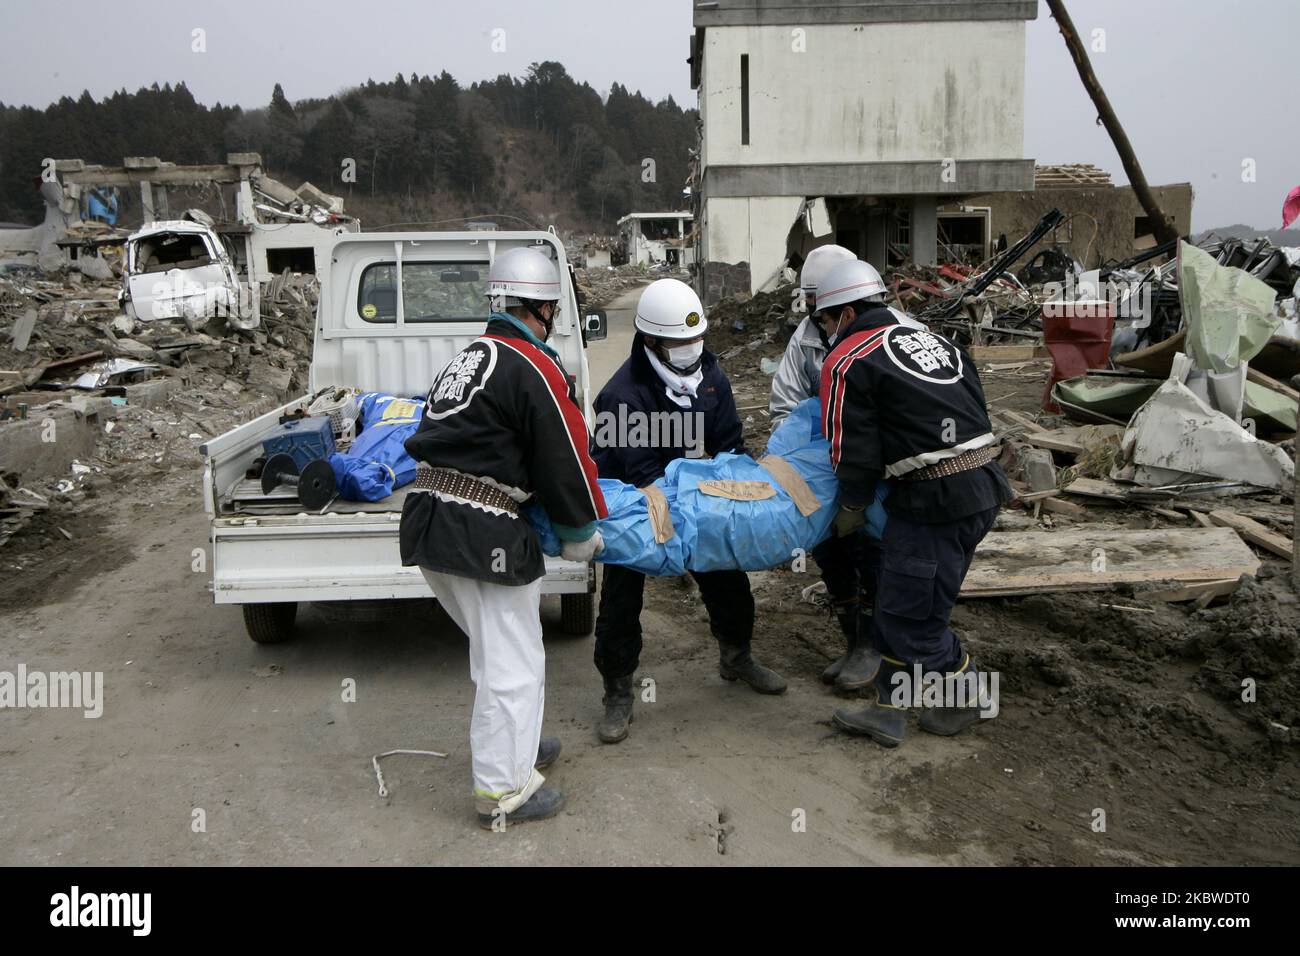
[
  {"x1": 328, "y1": 392, "x2": 425, "y2": 502},
  {"x1": 528, "y1": 398, "x2": 888, "y2": 574}
]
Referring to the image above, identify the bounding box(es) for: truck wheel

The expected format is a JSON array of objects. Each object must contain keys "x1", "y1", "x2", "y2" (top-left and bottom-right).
[
  {"x1": 560, "y1": 593, "x2": 595, "y2": 636},
  {"x1": 243, "y1": 602, "x2": 298, "y2": 644}
]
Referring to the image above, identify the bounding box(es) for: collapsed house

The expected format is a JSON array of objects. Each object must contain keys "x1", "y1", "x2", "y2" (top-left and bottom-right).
[
  {"x1": 616, "y1": 212, "x2": 694, "y2": 272},
  {"x1": 0, "y1": 153, "x2": 358, "y2": 331},
  {"x1": 939, "y1": 164, "x2": 1195, "y2": 269}
]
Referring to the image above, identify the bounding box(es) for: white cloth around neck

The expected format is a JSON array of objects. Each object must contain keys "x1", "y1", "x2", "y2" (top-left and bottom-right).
[{"x1": 644, "y1": 346, "x2": 703, "y2": 408}]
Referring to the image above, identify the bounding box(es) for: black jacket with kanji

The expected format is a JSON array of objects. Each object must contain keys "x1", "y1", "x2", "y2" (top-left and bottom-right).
[
  {"x1": 819, "y1": 306, "x2": 1012, "y2": 524},
  {"x1": 400, "y1": 315, "x2": 607, "y2": 585}
]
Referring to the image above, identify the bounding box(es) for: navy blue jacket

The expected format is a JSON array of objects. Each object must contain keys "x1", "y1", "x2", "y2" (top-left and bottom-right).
[{"x1": 592, "y1": 337, "x2": 747, "y2": 487}]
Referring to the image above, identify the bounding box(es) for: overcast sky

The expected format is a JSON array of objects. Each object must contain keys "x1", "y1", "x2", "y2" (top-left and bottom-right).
[{"x1": 1, "y1": 0, "x2": 1294, "y2": 230}]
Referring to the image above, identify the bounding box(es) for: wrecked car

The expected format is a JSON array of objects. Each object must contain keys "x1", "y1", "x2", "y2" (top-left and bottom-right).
[{"x1": 120, "y1": 220, "x2": 250, "y2": 328}]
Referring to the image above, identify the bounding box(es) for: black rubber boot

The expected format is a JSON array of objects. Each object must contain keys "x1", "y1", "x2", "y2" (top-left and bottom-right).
[
  {"x1": 918, "y1": 657, "x2": 990, "y2": 737},
  {"x1": 534, "y1": 736, "x2": 561, "y2": 770},
  {"x1": 597, "y1": 675, "x2": 635, "y2": 744},
  {"x1": 832, "y1": 667, "x2": 907, "y2": 748},
  {"x1": 833, "y1": 640, "x2": 883, "y2": 692},
  {"x1": 477, "y1": 788, "x2": 567, "y2": 830},
  {"x1": 820, "y1": 601, "x2": 859, "y2": 685},
  {"x1": 718, "y1": 643, "x2": 788, "y2": 695}
]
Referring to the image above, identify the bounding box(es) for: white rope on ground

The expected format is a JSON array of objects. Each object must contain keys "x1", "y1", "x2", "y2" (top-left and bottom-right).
[{"x1": 371, "y1": 749, "x2": 448, "y2": 798}]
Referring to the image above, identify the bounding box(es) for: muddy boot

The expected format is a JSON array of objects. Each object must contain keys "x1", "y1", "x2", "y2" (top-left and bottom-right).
[
  {"x1": 919, "y1": 657, "x2": 989, "y2": 737},
  {"x1": 597, "y1": 675, "x2": 635, "y2": 744},
  {"x1": 477, "y1": 788, "x2": 566, "y2": 830},
  {"x1": 534, "y1": 736, "x2": 561, "y2": 770},
  {"x1": 833, "y1": 667, "x2": 907, "y2": 748},
  {"x1": 820, "y1": 601, "x2": 859, "y2": 685},
  {"x1": 718, "y1": 643, "x2": 788, "y2": 695},
  {"x1": 833, "y1": 640, "x2": 883, "y2": 692}
]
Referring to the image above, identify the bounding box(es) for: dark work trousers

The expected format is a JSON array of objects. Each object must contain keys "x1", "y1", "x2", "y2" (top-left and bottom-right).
[
  {"x1": 865, "y1": 505, "x2": 999, "y2": 673},
  {"x1": 811, "y1": 530, "x2": 874, "y2": 609},
  {"x1": 593, "y1": 564, "x2": 755, "y2": 681}
]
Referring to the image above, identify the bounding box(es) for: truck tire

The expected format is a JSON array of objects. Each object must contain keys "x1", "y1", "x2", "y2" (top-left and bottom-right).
[
  {"x1": 560, "y1": 593, "x2": 595, "y2": 636},
  {"x1": 243, "y1": 602, "x2": 298, "y2": 644}
]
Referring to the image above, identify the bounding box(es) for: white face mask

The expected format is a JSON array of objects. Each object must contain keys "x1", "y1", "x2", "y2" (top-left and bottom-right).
[{"x1": 663, "y1": 340, "x2": 704, "y2": 372}]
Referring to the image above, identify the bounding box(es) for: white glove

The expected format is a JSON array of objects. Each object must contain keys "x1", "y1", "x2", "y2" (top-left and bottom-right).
[{"x1": 561, "y1": 530, "x2": 604, "y2": 562}]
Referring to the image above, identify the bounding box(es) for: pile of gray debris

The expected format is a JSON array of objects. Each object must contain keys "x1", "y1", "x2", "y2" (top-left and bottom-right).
[{"x1": 0, "y1": 262, "x2": 318, "y2": 551}]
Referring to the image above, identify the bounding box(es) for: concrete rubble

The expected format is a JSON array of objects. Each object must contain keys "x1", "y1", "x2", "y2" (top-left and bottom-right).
[
  {"x1": 0, "y1": 259, "x2": 318, "y2": 550},
  {"x1": 699, "y1": 224, "x2": 1298, "y2": 616}
]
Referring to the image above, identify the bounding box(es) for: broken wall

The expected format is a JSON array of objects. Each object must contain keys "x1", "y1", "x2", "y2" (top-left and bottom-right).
[
  {"x1": 958, "y1": 183, "x2": 1194, "y2": 269},
  {"x1": 700, "y1": 195, "x2": 803, "y2": 301}
]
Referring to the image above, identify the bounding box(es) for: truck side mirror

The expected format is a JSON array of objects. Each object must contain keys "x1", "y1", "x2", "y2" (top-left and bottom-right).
[{"x1": 584, "y1": 310, "x2": 607, "y2": 341}]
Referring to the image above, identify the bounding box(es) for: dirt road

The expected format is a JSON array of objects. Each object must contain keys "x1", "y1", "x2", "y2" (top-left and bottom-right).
[{"x1": 1, "y1": 290, "x2": 1297, "y2": 865}]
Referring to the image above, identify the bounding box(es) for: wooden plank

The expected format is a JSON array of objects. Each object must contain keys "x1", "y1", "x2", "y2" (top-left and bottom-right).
[
  {"x1": 998, "y1": 410, "x2": 1040, "y2": 430},
  {"x1": 1208, "y1": 509, "x2": 1293, "y2": 559},
  {"x1": 960, "y1": 526, "x2": 1259, "y2": 598},
  {"x1": 29, "y1": 350, "x2": 104, "y2": 384},
  {"x1": 1246, "y1": 366, "x2": 1300, "y2": 404},
  {"x1": 1023, "y1": 432, "x2": 1085, "y2": 456},
  {"x1": 1147, "y1": 506, "x2": 1187, "y2": 521},
  {"x1": 1042, "y1": 496, "x2": 1086, "y2": 518},
  {"x1": 1063, "y1": 477, "x2": 1129, "y2": 501},
  {"x1": 1014, "y1": 488, "x2": 1060, "y2": 503},
  {"x1": 1188, "y1": 510, "x2": 1215, "y2": 529},
  {"x1": 1145, "y1": 578, "x2": 1240, "y2": 603},
  {"x1": 969, "y1": 345, "x2": 1051, "y2": 362}
]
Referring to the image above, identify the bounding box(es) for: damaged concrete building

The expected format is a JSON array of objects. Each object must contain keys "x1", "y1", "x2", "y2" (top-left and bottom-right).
[
  {"x1": 4, "y1": 154, "x2": 359, "y2": 331},
  {"x1": 688, "y1": 0, "x2": 1038, "y2": 303}
]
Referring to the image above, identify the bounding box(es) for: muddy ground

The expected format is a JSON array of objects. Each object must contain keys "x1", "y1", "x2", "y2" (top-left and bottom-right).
[{"x1": 0, "y1": 287, "x2": 1297, "y2": 865}]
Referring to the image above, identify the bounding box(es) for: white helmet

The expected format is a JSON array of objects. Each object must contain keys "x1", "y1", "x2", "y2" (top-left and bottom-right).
[
  {"x1": 634, "y1": 278, "x2": 707, "y2": 339},
  {"x1": 485, "y1": 247, "x2": 561, "y2": 307},
  {"x1": 813, "y1": 259, "x2": 887, "y2": 316},
  {"x1": 800, "y1": 244, "x2": 857, "y2": 297}
]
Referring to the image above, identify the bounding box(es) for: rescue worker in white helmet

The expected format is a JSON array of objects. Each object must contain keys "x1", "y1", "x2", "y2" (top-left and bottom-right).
[
  {"x1": 813, "y1": 258, "x2": 1012, "y2": 748},
  {"x1": 770, "y1": 244, "x2": 858, "y2": 425},
  {"x1": 769, "y1": 247, "x2": 923, "y2": 689},
  {"x1": 771, "y1": 248, "x2": 925, "y2": 425},
  {"x1": 401, "y1": 245, "x2": 608, "y2": 827},
  {"x1": 590, "y1": 278, "x2": 787, "y2": 744}
]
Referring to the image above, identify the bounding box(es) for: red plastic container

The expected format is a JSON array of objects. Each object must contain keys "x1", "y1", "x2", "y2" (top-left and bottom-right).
[{"x1": 1041, "y1": 300, "x2": 1116, "y2": 412}]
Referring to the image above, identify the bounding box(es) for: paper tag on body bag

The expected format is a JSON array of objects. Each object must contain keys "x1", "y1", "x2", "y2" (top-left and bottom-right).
[{"x1": 696, "y1": 480, "x2": 778, "y2": 501}]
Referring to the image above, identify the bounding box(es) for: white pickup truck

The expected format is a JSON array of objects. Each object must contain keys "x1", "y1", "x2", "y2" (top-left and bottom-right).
[{"x1": 200, "y1": 230, "x2": 607, "y2": 643}]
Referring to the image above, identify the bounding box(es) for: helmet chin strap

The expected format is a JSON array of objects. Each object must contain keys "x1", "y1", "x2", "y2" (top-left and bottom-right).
[
  {"x1": 523, "y1": 300, "x2": 554, "y2": 339},
  {"x1": 664, "y1": 354, "x2": 702, "y2": 375}
]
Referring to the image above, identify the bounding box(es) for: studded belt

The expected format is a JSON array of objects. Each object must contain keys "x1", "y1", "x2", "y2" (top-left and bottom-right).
[
  {"x1": 414, "y1": 467, "x2": 519, "y2": 514},
  {"x1": 898, "y1": 445, "x2": 999, "y2": 482}
]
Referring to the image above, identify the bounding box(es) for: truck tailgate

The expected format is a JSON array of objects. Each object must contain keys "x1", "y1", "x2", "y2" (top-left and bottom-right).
[{"x1": 212, "y1": 513, "x2": 590, "y2": 604}]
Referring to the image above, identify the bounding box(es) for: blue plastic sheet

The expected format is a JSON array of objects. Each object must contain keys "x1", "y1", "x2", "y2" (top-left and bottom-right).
[
  {"x1": 328, "y1": 392, "x2": 424, "y2": 502},
  {"x1": 527, "y1": 398, "x2": 888, "y2": 574}
]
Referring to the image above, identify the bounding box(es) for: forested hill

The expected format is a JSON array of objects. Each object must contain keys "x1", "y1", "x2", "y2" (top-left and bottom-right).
[{"x1": 0, "y1": 61, "x2": 696, "y2": 231}]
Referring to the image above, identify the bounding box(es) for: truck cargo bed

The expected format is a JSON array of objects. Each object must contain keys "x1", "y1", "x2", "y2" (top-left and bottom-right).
[{"x1": 220, "y1": 477, "x2": 413, "y2": 516}]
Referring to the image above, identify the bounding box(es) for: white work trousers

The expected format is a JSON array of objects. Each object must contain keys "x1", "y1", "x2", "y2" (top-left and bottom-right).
[{"x1": 421, "y1": 569, "x2": 545, "y2": 814}]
